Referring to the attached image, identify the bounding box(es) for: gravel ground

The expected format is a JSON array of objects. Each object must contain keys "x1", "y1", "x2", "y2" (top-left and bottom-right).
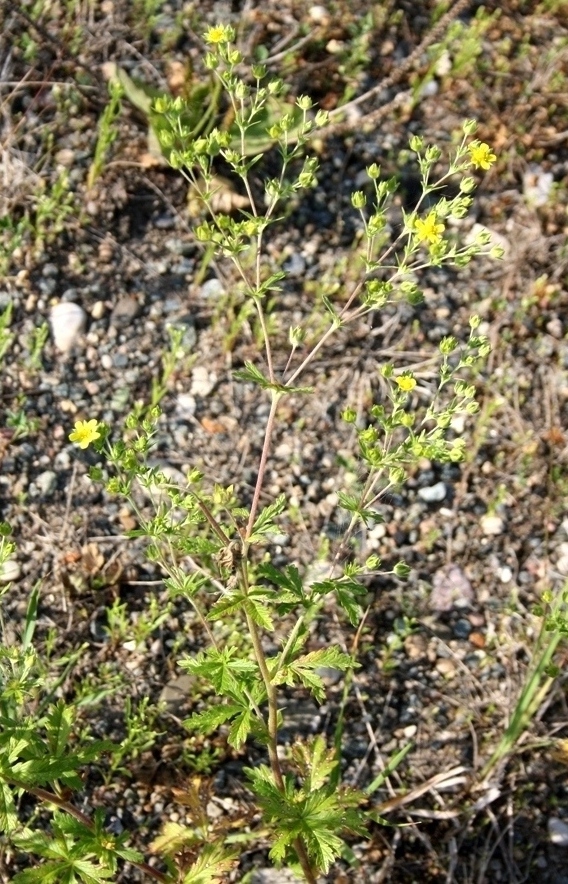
[{"x1": 2, "y1": 1, "x2": 568, "y2": 881}]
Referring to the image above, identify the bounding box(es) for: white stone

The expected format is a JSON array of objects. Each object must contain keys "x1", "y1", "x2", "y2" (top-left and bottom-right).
[
  {"x1": 49, "y1": 301, "x2": 86, "y2": 353},
  {"x1": 497, "y1": 566, "x2": 513, "y2": 583},
  {"x1": 190, "y1": 366, "x2": 216, "y2": 397},
  {"x1": 0, "y1": 559, "x2": 21, "y2": 583},
  {"x1": 418, "y1": 482, "x2": 447, "y2": 503},
  {"x1": 548, "y1": 817, "x2": 568, "y2": 847},
  {"x1": 480, "y1": 514, "x2": 505, "y2": 536}
]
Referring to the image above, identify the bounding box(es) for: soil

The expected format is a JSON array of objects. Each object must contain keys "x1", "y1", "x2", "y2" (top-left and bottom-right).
[{"x1": 1, "y1": 1, "x2": 568, "y2": 882}]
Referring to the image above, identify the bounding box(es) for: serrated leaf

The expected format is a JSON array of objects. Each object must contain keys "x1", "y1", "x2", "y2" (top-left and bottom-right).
[
  {"x1": 233, "y1": 362, "x2": 311, "y2": 394},
  {"x1": 291, "y1": 735, "x2": 337, "y2": 791},
  {"x1": 46, "y1": 701, "x2": 74, "y2": 757},
  {"x1": 233, "y1": 361, "x2": 275, "y2": 389},
  {"x1": 207, "y1": 593, "x2": 246, "y2": 621},
  {"x1": 311, "y1": 577, "x2": 366, "y2": 626},
  {"x1": 151, "y1": 820, "x2": 197, "y2": 855},
  {"x1": 0, "y1": 780, "x2": 17, "y2": 833},
  {"x1": 258, "y1": 563, "x2": 306, "y2": 612},
  {"x1": 228, "y1": 709, "x2": 252, "y2": 750},
  {"x1": 245, "y1": 597, "x2": 274, "y2": 631},
  {"x1": 183, "y1": 704, "x2": 241, "y2": 736},
  {"x1": 182, "y1": 843, "x2": 237, "y2": 884},
  {"x1": 248, "y1": 494, "x2": 286, "y2": 543}
]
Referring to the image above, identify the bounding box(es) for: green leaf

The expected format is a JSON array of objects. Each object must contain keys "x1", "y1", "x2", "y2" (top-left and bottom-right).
[
  {"x1": 233, "y1": 361, "x2": 311, "y2": 394},
  {"x1": 248, "y1": 494, "x2": 286, "y2": 543},
  {"x1": 183, "y1": 704, "x2": 241, "y2": 736},
  {"x1": 182, "y1": 843, "x2": 237, "y2": 884},
  {"x1": 257, "y1": 563, "x2": 307, "y2": 610},
  {"x1": 311, "y1": 576, "x2": 367, "y2": 626},
  {"x1": 233, "y1": 361, "x2": 275, "y2": 390},
  {"x1": 0, "y1": 780, "x2": 17, "y2": 833},
  {"x1": 245, "y1": 596, "x2": 274, "y2": 631},
  {"x1": 207, "y1": 593, "x2": 247, "y2": 622},
  {"x1": 46, "y1": 702, "x2": 74, "y2": 758},
  {"x1": 228, "y1": 709, "x2": 252, "y2": 749},
  {"x1": 181, "y1": 648, "x2": 258, "y2": 699},
  {"x1": 272, "y1": 647, "x2": 354, "y2": 701},
  {"x1": 291, "y1": 735, "x2": 338, "y2": 791}
]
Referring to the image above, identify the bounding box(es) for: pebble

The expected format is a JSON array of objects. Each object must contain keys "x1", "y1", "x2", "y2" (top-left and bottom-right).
[
  {"x1": 110, "y1": 295, "x2": 140, "y2": 326},
  {"x1": 435, "y1": 658, "x2": 457, "y2": 677},
  {"x1": 32, "y1": 470, "x2": 57, "y2": 498},
  {"x1": 49, "y1": 301, "x2": 87, "y2": 353},
  {"x1": 453, "y1": 618, "x2": 472, "y2": 640},
  {"x1": 190, "y1": 366, "x2": 216, "y2": 398},
  {"x1": 251, "y1": 870, "x2": 301, "y2": 884},
  {"x1": 523, "y1": 164, "x2": 553, "y2": 207},
  {"x1": 158, "y1": 674, "x2": 195, "y2": 711},
  {"x1": 54, "y1": 148, "x2": 76, "y2": 167},
  {"x1": 430, "y1": 564, "x2": 474, "y2": 612},
  {"x1": 91, "y1": 300, "x2": 106, "y2": 319},
  {"x1": 175, "y1": 393, "x2": 196, "y2": 420},
  {"x1": 315, "y1": 666, "x2": 343, "y2": 686},
  {"x1": 418, "y1": 481, "x2": 447, "y2": 503},
  {"x1": 497, "y1": 565, "x2": 513, "y2": 583},
  {"x1": 556, "y1": 542, "x2": 568, "y2": 575},
  {"x1": 200, "y1": 278, "x2": 225, "y2": 299},
  {"x1": 548, "y1": 817, "x2": 568, "y2": 847},
  {"x1": 0, "y1": 559, "x2": 21, "y2": 583},
  {"x1": 283, "y1": 252, "x2": 306, "y2": 277},
  {"x1": 480, "y1": 514, "x2": 505, "y2": 536}
]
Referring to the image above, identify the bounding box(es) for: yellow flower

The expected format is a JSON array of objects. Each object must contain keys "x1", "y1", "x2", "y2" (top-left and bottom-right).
[
  {"x1": 468, "y1": 142, "x2": 496, "y2": 170},
  {"x1": 204, "y1": 24, "x2": 233, "y2": 44},
  {"x1": 395, "y1": 375, "x2": 416, "y2": 393},
  {"x1": 69, "y1": 419, "x2": 101, "y2": 449},
  {"x1": 413, "y1": 212, "x2": 445, "y2": 245}
]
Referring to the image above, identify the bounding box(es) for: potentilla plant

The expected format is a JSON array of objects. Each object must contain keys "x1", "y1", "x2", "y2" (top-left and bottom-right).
[{"x1": 1, "y1": 24, "x2": 503, "y2": 884}]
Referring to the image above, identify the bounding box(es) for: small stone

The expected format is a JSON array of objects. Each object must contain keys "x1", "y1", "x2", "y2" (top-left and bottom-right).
[
  {"x1": 54, "y1": 148, "x2": 76, "y2": 167},
  {"x1": 480, "y1": 514, "x2": 505, "y2": 536},
  {"x1": 557, "y1": 553, "x2": 568, "y2": 576},
  {"x1": 497, "y1": 565, "x2": 513, "y2": 583},
  {"x1": 454, "y1": 618, "x2": 472, "y2": 639},
  {"x1": 523, "y1": 164, "x2": 553, "y2": 207},
  {"x1": 548, "y1": 817, "x2": 568, "y2": 847},
  {"x1": 0, "y1": 559, "x2": 21, "y2": 583},
  {"x1": 403, "y1": 724, "x2": 417, "y2": 739},
  {"x1": 190, "y1": 366, "x2": 216, "y2": 397},
  {"x1": 175, "y1": 393, "x2": 196, "y2": 420},
  {"x1": 283, "y1": 252, "x2": 305, "y2": 277},
  {"x1": 469, "y1": 632, "x2": 485, "y2": 649},
  {"x1": 110, "y1": 295, "x2": 140, "y2": 326},
  {"x1": 200, "y1": 278, "x2": 225, "y2": 299},
  {"x1": 309, "y1": 5, "x2": 330, "y2": 25},
  {"x1": 430, "y1": 564, "x2": 474, "y2": 612},
  {"x1": 404, "y1": 633, "x2": 428, "y2": 660},
  {"x1": 418, "y1": 481, "x2": 447, "y2": 503},
  {"x1": 435, "y1": 658, "x2": 457, "y2": 677},
  {"x1": 91, "y1": 300, "x2": 106, "y2": 319},
  {"x1": 49, "y1": 301, "x2": 86, "y2": 353},
  {"x1": 316, "y1": 666, "x2": 343, "y2": 686},
  {"x1": 33, "y1": 470, "x2": 57, "y2": 497},
  {"x1": 159, "y1": 674, "x2": 196, "y2": 711}
]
